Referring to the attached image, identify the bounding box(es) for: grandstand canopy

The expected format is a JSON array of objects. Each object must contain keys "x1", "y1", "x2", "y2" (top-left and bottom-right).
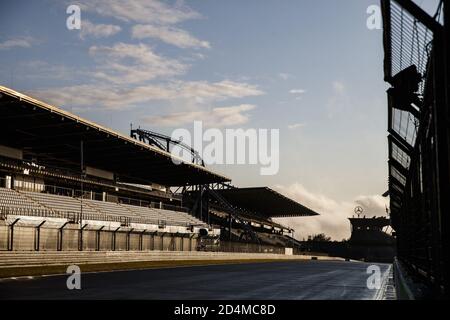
[
  {"x1": 215, "y1": 187, "x2": 319, "y2": 218},
  {"x1": 0, "y1": 86, "x2": 229, "y2": 186}
]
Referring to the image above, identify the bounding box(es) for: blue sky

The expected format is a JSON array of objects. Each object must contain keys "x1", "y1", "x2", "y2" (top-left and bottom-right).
[{"x1": 0, "y1": 0, "x2": 442, "y2": 239}]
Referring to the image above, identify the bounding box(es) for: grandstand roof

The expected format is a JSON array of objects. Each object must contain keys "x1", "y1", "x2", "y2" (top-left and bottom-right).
[
  {"x1": 0, "y1": 86, "x2": 230, "y2": 186},
  {"x1": 215, "y1": 187, "x2": 319, "y2": 218}
]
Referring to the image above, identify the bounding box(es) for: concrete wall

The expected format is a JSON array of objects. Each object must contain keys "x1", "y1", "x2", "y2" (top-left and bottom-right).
[
  {"x1": 393, "y1": 257, "x2": 430, "y2": 299},
  {"x1": 0, "y1": 251, "x2": 343, "y2": 269},
  {"x1": 0, "y1": 223, "x2": 198, "y2": 253}
]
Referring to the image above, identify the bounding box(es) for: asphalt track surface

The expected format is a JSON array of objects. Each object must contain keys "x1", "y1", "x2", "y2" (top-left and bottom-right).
[{"x1": 0, "y1": 260, "x2": 390, "y2": 300}]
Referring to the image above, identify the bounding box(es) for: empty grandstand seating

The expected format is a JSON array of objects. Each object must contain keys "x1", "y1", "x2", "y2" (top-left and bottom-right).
[
  {"x1": 0, "y1": 187, "x2": 206, "y2": 228},
  {"x1": 131, "y1": 206, "x2": 202, "y2": 225},
  {"x1": 23, "y1": 191, "x2": 101, "y2": 217},
  {"x1": 0, "y1": 188, "x2": 46, "y2": 211}
]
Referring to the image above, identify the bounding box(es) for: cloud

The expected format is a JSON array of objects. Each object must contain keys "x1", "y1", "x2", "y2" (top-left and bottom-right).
[
  {"x1": 289, "y1": 89, "x2": 306, "y2": 94},
  {"x1": 0, "y1": 37, "x2": 34, "y2": 50},
  {"x1": 80, "y1": 20, "x2": 121, "y2": 39},
  {"x1": 79, "y1": 0, "x2": 209, "y2": 50},
  {"x1": 169, "y1": 80, "x2": 264, "y2": 103},
  {"x1": 79, "y1": 0, "x2": 201, "y2": 25},
  {"x1": 29, "y1": 83, "x2": 176, "y2": 110},
  {"x1": 22, "y1": 1, "x2": 258, "y2": 116},
  {"x1": 272, "y1": 183, "x2": 388, "y2": 241},
  {"x1": 278, "y1": 73, "x2": 294, "y2": 80},
  {"x1": 289, "y1": 89, "x2": 306, "y2": 101},
  {"x1": 142, "y1": 104, "x2": 256, "y2": 127},
  {"x1": 327, "y1": 81, "x2": 350, "y2": 118},
  {"x1": 332, "y1": 81, "x2": 346, "y2": 94},
  {"x1": 16, "y1": 60, "x2": 84, "y2": 80},
  {"x1": 288, "y1": 123, "x2": 305, "y2": 130},
  {"x1": 132, "y1": 24, "x2": 210, "y2": 49},
  {"x1": 89, "y1": 42, "x2": 188, "y2": 84},
  {"x1": 192, "y1": 53, "x2": 206, "y2": 60},
  {"x1": 29, "y1": 80, "x2": 264, "y2": 110}
]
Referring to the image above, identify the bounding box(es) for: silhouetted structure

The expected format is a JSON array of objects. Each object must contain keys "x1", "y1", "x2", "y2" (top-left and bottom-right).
[
  {"x1": 382, "y1": 0, "x2": 450, "y2": 297},
  {"x1": 346, "y1": 216, "x2": 395, "y2": 262},
  {"x1": 301, "y1": 216, "x2": 395, "y2": 263},
  {"x1": 349, "y1": 217, "x2": 393, "y2": 245}
]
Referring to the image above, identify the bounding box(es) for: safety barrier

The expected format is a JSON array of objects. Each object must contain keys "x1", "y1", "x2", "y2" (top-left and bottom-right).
[{"x1": 0, "y1": 223, "x2": 198, "y2": 252}]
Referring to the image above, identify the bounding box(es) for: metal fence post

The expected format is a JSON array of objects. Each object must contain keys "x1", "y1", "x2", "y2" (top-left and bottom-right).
[
  {"x1": 140, "y1": 230, "x2": 146, "y2": 251},
  {"x1": 151, "y1": 232, "x2": 156, "y2": 251},
  {"x1": 96, "y1": 226, "x2": 104, "y2": 251},
  {"x1": 126, "y1": 228, "x2": 133, "y2": 251},
  {"x1": 190, "y1": 234, "x2": 195, "y2": 251},
  {"x1": 112, "y1": 227, "x2": 120, "y2": 251},
  {"x1": 8, "y1": 218, "x2": 20, "y2": 251},
  {"x1": 161, "y1": 233, "x2": 165, "y2": 251},
  {"x1": 58, "y1": 222, "x2": 70, "y2": 251},
  {"x1": 35, "y1": 220, "x2": 46, "y2": 251},
  {"x1": 79, "y1": 223, "x2": 87, "y2": 251},
  {"x1": 170, "y1": 233, "x2": 175, "y2": 251}
]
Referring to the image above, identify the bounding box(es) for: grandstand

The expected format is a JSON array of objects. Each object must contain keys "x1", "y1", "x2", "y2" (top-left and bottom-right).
[
  {"x1": 0, "y1": 188, "x2": 205, "y2": 227},
  {"x1": 0, "y1": 85, "x2": 318, "y2": 255}
]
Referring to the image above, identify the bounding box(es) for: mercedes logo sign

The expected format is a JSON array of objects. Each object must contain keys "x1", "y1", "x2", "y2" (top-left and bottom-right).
[{"x1": 354, "y1": 206, "x2": 364, "y2": 215}]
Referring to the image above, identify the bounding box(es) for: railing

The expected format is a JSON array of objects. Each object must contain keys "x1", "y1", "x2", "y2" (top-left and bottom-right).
[
  {"x1": 117, "y1": 196, "x2": 188, "y2": 213},
  {"x1": 0, "y1": 155, "x2": 182, "y2": 200},
  {"x1": 199, "y1": 240, "x2": 290, "y2": 255},
  {"x1": 0, "y1": 223, "x2": 295, "y2": 255},
  {"x1": 0, "y1": 206, "x2": 193, "y2": 228},
  {"x1": 0, "y1": 175, "x2": 189, "y2": 214},
  {"x1": 0, "y1": 209, "x2": 295, "y2": 255}
]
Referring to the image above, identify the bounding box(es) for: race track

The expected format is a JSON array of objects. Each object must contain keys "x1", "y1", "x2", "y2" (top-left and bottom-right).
[{"x1": 0, "y1": 260, "x2": 390, "y2": 300}]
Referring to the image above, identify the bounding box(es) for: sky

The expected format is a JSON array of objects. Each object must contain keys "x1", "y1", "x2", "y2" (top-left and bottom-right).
[{"x1": 0, "y1": 0, "x2": 442, "y2": 240}]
